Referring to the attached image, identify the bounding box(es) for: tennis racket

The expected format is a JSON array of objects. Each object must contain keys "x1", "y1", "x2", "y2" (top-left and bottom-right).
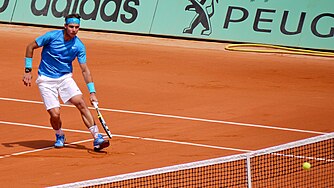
[{"x1": 92, "y1": 102, "x2": 112, "y2": 139}]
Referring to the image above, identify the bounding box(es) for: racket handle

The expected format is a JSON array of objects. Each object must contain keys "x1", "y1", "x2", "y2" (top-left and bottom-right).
[{"x1": 92, "y1": 101, "x2": 99, "y2": 109}]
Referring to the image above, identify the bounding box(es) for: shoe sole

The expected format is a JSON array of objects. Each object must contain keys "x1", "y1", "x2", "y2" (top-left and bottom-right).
[
  {"x1": 54, "y1": 145, "x2": 64, "y2": 148},
  {"x1": 54, "y1": 139, "x2": 65, "y2": 148},
  {"x1": 94, "y1": 140, "x2": 110, "y2": 152}
]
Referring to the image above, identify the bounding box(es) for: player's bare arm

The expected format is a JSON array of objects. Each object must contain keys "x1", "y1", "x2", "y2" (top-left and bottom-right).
[
  {"x1": 23, "y1": 41, "x2": 40, "y2": 86},
  {"x1": 80, "y1": 63, "x2": 98, "y2": 103}
]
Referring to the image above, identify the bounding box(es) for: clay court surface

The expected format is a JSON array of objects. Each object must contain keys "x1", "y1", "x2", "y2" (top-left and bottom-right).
[{"x1": 0, "y1": 24, "x2": 333, "y2": 187}]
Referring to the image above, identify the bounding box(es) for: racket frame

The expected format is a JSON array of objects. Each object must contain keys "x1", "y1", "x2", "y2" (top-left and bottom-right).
[{"x1": 92, "y1": 102, "x2": 112, "y2": 139}]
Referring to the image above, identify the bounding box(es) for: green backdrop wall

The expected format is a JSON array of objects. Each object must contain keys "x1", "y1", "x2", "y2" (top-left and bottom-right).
[
  {"x1": 0, "y1": 0, "x2": 333, "y2": 50},
  {"x1": 0, "y1": 0, "x2": 16, "y2": 22}
]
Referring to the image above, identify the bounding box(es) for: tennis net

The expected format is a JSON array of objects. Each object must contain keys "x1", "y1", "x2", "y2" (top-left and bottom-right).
[{"x1": 49, "y1": 132, "x2": 334, "y2": 188}]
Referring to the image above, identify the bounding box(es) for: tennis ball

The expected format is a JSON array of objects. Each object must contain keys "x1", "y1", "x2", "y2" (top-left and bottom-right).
[{"x1": 303, "y1": 162, "x2": 311, "y2": 170}]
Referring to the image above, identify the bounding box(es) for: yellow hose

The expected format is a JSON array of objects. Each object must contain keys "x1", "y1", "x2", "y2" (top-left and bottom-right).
[{"x1": 225, "y1": 43, "x2": 334, "y2": 57}]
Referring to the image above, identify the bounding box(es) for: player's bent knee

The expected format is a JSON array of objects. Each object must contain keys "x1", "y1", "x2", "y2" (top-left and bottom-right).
[
  {"x1": 69, "y1": 95, "x2": 86, "y2": 107},
  {"x1": 48, "y1": 108, "x2": 61, "y2": 119},
  {"x1": 74, "y1": 99, "x2": 87, "y2": 110}
]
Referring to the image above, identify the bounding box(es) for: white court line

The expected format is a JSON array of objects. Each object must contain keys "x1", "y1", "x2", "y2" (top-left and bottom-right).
[
  {"x1": 0, "y1": 120, "x2": 250, "y2": 159},
  {"x1": 0, "y1": 97, "x2": 326, "y2": 135}
]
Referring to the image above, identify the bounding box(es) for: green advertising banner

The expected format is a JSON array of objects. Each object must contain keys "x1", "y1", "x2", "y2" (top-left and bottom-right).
[
  {"x1": 0, "y1": 0, "x2": 17, "y2": 22},
  {"x1": 11, "y1": 0, "x2": 158, "y2": 33},
  {"x1": 151, "y1": 0, "x2": 334, "y2": 50},
  {"x1": 3, "y1": 0, "x2": 333, "y2": 50}
]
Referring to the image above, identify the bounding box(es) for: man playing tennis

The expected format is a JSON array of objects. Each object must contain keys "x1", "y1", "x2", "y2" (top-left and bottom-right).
[{"x1": 22, "y1": 13, "x2": 110, "y2": 151}]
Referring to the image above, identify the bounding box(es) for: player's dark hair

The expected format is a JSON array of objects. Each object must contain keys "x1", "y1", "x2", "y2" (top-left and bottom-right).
[{"x1": 65, "y1": 13, "x2": 81, "y2": 21}]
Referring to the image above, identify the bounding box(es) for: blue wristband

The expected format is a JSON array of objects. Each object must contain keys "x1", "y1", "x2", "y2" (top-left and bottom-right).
[
  {"x1": 87, "y1": 82, "x2": 96, "y2": 93},
  {"x1": 25, "y1": 57, "x2": 32, "y2": 68}
]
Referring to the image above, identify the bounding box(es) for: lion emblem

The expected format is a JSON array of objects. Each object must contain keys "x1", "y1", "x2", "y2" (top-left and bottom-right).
[{"x1": 183, "y1": 0, "x2": 218, "y2": 35}]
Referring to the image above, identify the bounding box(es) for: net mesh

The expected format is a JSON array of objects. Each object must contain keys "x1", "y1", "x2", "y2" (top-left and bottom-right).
[
  {"x1": 88, "y1": 159, "x2": 248, "y2": 188},
  {"x1": 49, "y1": 133, "x2": 334, "y2": 188},
  {"x1": 251, "y1": 138, "x2": 333, "y2": 188}
]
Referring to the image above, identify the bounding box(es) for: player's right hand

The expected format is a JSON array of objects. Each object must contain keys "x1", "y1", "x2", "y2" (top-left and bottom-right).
[
  {"x1": 89, "y1": 92, "x2": 98, "y2": 104},
  {"x1": 23, "y1": 73, "x2": 32, "y2": 86}
]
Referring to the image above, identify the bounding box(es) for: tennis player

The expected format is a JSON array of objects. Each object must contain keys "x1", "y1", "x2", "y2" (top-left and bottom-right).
[{"x1": 22, "y1": 13, "x2": 110, "y2": 151}]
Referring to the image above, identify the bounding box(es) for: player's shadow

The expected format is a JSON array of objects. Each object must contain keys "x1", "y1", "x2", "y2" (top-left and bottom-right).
[
  {"x1": 2, "y1": 140, "x2": 54, "y2": 149},
  {"x1": 2, "y1": 140, "x2": 90, "y2": 151}
]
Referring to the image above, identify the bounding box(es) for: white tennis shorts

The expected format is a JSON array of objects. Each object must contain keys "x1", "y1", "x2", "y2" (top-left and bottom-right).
[{"x1": 36, "y1": 73, "x2": 82, "y2": 110}]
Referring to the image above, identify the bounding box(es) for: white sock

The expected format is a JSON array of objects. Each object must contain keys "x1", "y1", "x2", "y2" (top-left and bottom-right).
[
  {"x1": 89, "y1": 125, "x2": 100, "y2": 139},
  {"x1": 55, "y1": 128, "x2": 64, "y2": 136}
]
